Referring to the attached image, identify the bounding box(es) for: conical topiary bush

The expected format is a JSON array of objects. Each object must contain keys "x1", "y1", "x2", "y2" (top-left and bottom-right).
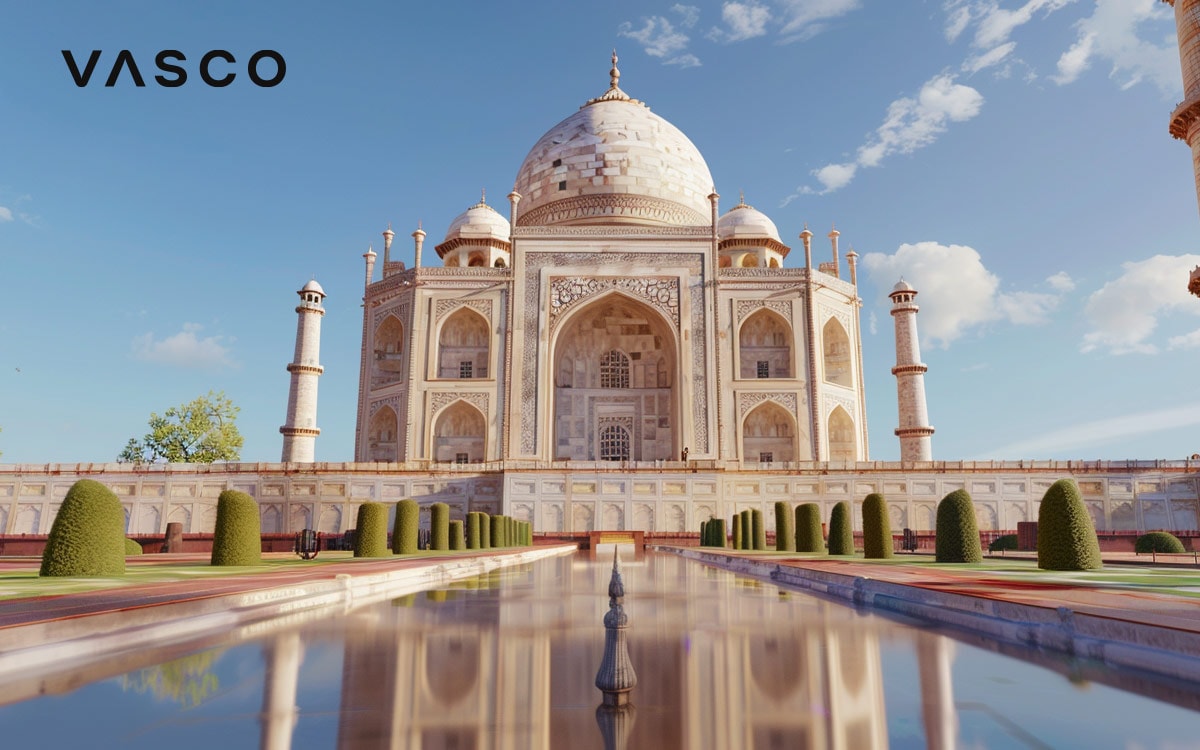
[
  {"x1": 1037, "y1": 478, "x2": 1102, "y2": 571},
  {"x1": 40, "y1": 479, "x2": 126, "y2": 577},
  {"x1": 827, "y1": 501, "x2": 854, "y2": 555},
  {"x1": 210, "y1": 489, "x2": 262, "y2": 567},
  {"x1": 935, "y1": 489, "x2": 982, "y2": 563},
  {"x1": 861, "y1": 493, "x2": 893, "y2": 559},
  {"x1": 774, "y1": 502, "x2": 795, "y2": 552},
  {"x1": 450, "y1": 519, "x2": 465, "y2": 550},
  {"x1": 752, "y1": 509, "x2": 766, "y2": 550},
  {"x1": 795, "y1": 503, "x2": 824, "y2": 553},
  {"x1": 354, "y1": 502, "x2": 390, "y2": 558},
  {"x1": 431, "y1": 502, "x2": 450, "y2": 551},
  {"x1": 393, "y1": 499, "x2": 419, "y2": 555}
]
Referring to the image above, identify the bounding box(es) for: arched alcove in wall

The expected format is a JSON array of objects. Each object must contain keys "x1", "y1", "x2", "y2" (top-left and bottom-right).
[
  {"x1": 432, "y1": 400, "x2": 486, "y2": 463},
  {"x1": 822, "y1": 318, "x2": 852, "y2": 387},
  {"x1": 739, "y1": 309, "x2": 792, "y2": 379},
  {"x1": 373, "y1": 315, "x2": 405, "y2": 387},
  {"x1": 438, "y1": 308, "x2": 490, "y2": 379},
  {"x1": 367, "y1": 406, "x2": 398, "y2": 462},
  {"x1": 742, "y1": 401, "x2": 798, "y2": 463}
]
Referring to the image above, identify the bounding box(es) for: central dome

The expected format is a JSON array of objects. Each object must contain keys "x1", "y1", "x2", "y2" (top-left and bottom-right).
[{"x1": 513, "y1": 58, "x2": 714, "y2": 227}]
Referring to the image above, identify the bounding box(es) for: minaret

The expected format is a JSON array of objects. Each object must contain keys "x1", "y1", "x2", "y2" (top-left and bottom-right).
[
  {"x1": 889, "y1": 280, "x2": 934, "y2": 461},
  {"x1": 412, "y1": 222, "x2": 425, "y2": 268},
  {"x1": 280, "y1": 279, "x2": 326, "y2": 462},
  {"x1": 1164, "y1": 0, "x2": 1200, "y2": 218}
]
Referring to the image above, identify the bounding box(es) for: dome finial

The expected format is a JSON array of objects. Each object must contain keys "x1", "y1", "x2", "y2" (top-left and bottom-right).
[
  {"x1": 738, "y1": 190, "x2": 745, "y2": 206},
  {"x1": 610, "y1": 49, "x2": 620, "y2": 90},
  {"x1": 481, "y1": 187, "x2": 487, "y2": 205}
]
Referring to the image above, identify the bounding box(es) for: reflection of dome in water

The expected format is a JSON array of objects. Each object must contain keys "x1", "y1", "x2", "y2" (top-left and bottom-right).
[{"x1": 513, "y1": 54, "x2": 714, "y2": 227}]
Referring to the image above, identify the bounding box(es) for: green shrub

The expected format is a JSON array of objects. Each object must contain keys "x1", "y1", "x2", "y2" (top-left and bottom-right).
[
  {"x1": 491, "y1": 514, "x2": 504, "y2": 548},
  {"x1": 861, "y1": 493, "x2": 893, "y2": 559},
  {"x1": 732, "y1": 513, "x2": 743, "y2": 550},
  {"x1": 935, "y1": 489, "x2": 982, "y2": 563},
  {"x1": 393, "y1": 499, "x2": 419, "y2": 555},
  {"x1": 989, "y1": 534, "x2": 1018, "y2": 553},
  {"x1": 40, "y1": 479, "x2": 127, "y2": 577},
  {"x1": 712, "y1": 518, "x2": 726, "y2": 548},
  {"x1": 467, "y1": 512, "x2": 481, "y2": 549},
  {"x1": 430, "y1": 502, "x2": 450, "y2": 551},
  {"x1": 480, "y1": 512, "x2": 491, "y2": 550},
  {"x1": 1135, "y1": 531, "x2": 1185, "y2": 554},
  {"x1": 1037, "y1": 479, "x2": 1102, "y2": 571},
  {"x1": 774, "y1": 502, "x2": 795, "y2": 552},
  {"x1": 210, "y1": 489, "x2": 262, "y2": 567},
  {"x1": 795, "y1": 503, "x2": 824, "y2": 553},
  {"x1": 828, "y1": 501, "x2": 854, "y2": 555},
  {"x1": 700, "y1": 520, "x2": 708, "y2": 546},
  {"x1": 740, "y1": 509, "x2": 753, "y2": 550},
  {"x1": 450, "y1": 519, "x2": 465, "y2": 550},
  {"x1": 353, "y1": 502, "x2": 390, "y2": 558},
  {"x1": 752, "y1": 509, "x2": 766, "y2": 550},
  {"x1": 125, "y1": 538, "x2": 143, "y2": 556}
]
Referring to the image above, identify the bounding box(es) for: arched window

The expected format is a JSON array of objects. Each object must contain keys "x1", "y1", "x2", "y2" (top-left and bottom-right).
[
  {"x1": 438, "y1": 308, "x2": 490, "y2": 379},
  {"x1": 738, "y1": 310, "x2": 792, "y2": 379},
  {"x1": 372, "y1": 315, "x2": 404, "y2": 387},
  {"x1": 599, "y1": 425, "x2": 631, "y2": 461},
  {"x1": 600, "y1": 350, "x2": 630, "y2": 389},
  {"x1": 823, "y1": 318, "x2": 852, "y2": 387},
  {"x1": 828, "y1": 406, "x2": 856, "y2": 462}
]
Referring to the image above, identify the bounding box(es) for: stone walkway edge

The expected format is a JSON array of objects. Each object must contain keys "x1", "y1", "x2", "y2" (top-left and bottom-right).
[
  {"x1": 653, "y1": 546, "x2": 1200, "y2": 684},
  {"x1": 0, "y1": 545, "x2": 577, "y2": 681}
]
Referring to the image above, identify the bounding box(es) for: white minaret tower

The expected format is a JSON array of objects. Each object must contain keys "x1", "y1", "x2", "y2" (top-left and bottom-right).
[
  {"x1": 890, "y1": 280, "x2": 934, "y2": 461},
  {"x1": 280, "y1": 279, "x2": 326, "y2": 462}
]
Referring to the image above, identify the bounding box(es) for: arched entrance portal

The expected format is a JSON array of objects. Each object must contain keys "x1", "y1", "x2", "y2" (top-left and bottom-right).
[{"x1": 552, "y1": 294, "x2": 677, "y2": 461}]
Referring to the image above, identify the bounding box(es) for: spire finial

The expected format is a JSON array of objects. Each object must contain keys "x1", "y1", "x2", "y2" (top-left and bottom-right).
[
  {"x1": 738, "y1": 190, "x2": 745, "y2": 205},
  {"x1": 481, "y1": 187, "x2": 487, "y2": 204},
  {"x1": 610, "y1": 49, "x2": 620, "y2": 90},
  {"x1": 418, "y1": 219, "x2": 423, "y2": 230}
]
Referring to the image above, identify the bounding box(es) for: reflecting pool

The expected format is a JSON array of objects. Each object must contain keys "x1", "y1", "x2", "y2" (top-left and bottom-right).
[{"x1": 2, "y1": 551, "x2": 1199, "y2": 749}]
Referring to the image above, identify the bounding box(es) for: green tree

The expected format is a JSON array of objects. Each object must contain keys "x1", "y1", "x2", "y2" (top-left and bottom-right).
[
  {"x1": 828, "y1": 501, "x2": 854, "y2": 555},
  {"x1": 118, "y1": 391, "x2": 243, "y2": 463},
  {"x1": 1037, "y1": 478, "x2": 1102, "y2": 571}
]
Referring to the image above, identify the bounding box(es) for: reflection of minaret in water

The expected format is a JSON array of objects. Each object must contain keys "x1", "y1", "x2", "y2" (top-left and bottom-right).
[
  {"x1": 259, "y1": 632, "x2": 304, "y2": 750},
  {"x1": 596, "y1": 548, "x2": 638, "y2": 749},
  {"x1": 917, "y1": 633, "x2": 958, "y2": 750}
]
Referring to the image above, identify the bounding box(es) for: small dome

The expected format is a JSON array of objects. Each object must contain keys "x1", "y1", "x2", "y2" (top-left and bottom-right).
[
  {"x1": 301, "y1": 279, "x2": 325, "y2": 296},
  {"x1": 717, "y1": 199, "x2": 781, "y2": 243},
  {"x1": 892, "y1": 279, "x2": 915, "y2": 293},
  {"x1": 443, "y1": 199, "x2": 511, "y2": 243}
]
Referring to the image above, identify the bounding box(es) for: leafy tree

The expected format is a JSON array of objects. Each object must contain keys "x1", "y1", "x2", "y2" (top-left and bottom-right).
[{"x1": 119, "y1": 391, "x2": 243, "y2": 463}]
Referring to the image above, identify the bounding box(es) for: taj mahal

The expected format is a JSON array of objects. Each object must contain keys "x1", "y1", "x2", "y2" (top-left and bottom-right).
[{"x1": 2, "y1": 54, "x2": 1199, "y2": 538}]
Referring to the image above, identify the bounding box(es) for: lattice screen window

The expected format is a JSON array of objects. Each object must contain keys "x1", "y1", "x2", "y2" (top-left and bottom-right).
[
  {"x1": 757, "y1": 360, "x2": 769, "y2": 379},
  {"x1": 600, "y1": 350, "x2": 630, "y2": 389},
  {"x1": 599, "y1": 425, "x2": 631, "y2": 461},
  {"x1": 455, "y1": 453, "x2": 469, "y2": 464},
  {"x1": 759, "y1": 452, "x2": 773, "y2": 463},
  {"x1": 459, "y1": 361, "x2": 473, "y2": 379}
]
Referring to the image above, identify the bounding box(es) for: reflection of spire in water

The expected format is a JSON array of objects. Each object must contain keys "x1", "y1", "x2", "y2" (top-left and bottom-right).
[
  {"x1": 260, "y1": 632, "x2": 304, "y2": 750},
  {"x1": 596, "y1": 703, "x2": 638, "y2": 750},
  {"x1": 918, "y1": 632, "x2": 959, "y2": 750},
  {"x1": 595, "y1": 548, "x2": 637, "y2": 706}
]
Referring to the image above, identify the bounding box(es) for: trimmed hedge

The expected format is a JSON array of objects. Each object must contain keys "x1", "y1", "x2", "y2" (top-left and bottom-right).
[
  {"x1": 732, "y1": 513, "x2": 743, "y2": 550},
  {"x1": 861, "y1": 493, "x2": 893, "y2": 559},
  {"x1": 125, "y1": 538, "x2": 143, "y2": 556},
  {"x1": 467, "y1": 512, "x2": 482, "y2": 549},
  {"x1": 774, "y1": 502, "x2": 795, "y2": 551},
  {"x1": 430, "y1": 502, "x2": 450, "y2": 551},
  {"x1": 40, "y1": 479, "x2": 126, "y2": 577},
  {"x1": 828, "y1": 501, "x2": 854, "y2": 555},
  {"x1": 740, "y1": 510, "x2": 753, "y2": 550},
  {"x1": 354, "y1": 502, "x2": 390, "y2": 558},
  {"x1": 989, "y1": 534, "x2": 1018, "y2": 553},
  {"x1": 935, "y1": 489, "x2": 982, "y2": 563},
  {"x1": 491, "y1": 514, "x2": 505, "y2": 547},
  {"x1": 1135, "y1": 531, "x2": 1185, "y2": 554},
  {"x1": 211, "y1": 489, "x2": 262, "y2": 567},
  {"x1": 1037, "y1": 478, "x2": 1102, "y2": 571},
  {"x1": 700, "y1": 520, "x2": 708, "y2": 546},
  {"x1": 450, "y1": 519, "x2": 465, "y2": 550},
  {"x1": 752, "y1": 509, "x2": 766, "y2": 550},
  {"x1": 393, "y1": 499, "x2": 419, "y2": 555},
  {"x1": 479, "y1": 512, "x2": 491, "y2": 550},
  {"x1": 711, "y1": 518, "x2": 726, "y2": 548},
  {"x1": 795, "y1": 503, "x2": 824, "y2": 553}
]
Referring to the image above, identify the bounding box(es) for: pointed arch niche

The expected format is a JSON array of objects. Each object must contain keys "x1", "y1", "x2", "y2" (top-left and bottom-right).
[
  {"x1": 822, "y1": 318, "x2": 852, "y2": 387},
  {"x1": 739, "y1": 310, "x2": 792, "y2": 379},
  {"x1": 433, "y1": 400, "x2": 486, "y2": 463},
  {"x1": 367, "y1": 405, "x2": 398, "y2": 462},
  {"x1": 828, "y1": 406, "x2": 856, "y2": 462},
  {"x1": 438, "y1": 308, "x2": 490, "y2": 379},
  {"x1": 742, "y1": 401, "x2": 797, "y2": 463},
  {"x1": 552, "y1": 293, "x2": 677, "y2": 461},
  {"x1": 373, "y1": 315, "x2": 405, "y2": 387}
]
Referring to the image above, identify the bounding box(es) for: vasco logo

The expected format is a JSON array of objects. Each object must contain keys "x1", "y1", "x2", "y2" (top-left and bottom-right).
[{"x1": 62, "y1": 50, "x2": 286, "y2": 88}]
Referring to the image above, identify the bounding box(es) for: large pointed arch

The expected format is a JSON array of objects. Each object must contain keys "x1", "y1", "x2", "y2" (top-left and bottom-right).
[
  {"x1": 432, "y1": 400, "x2": 486, "y2": 463},
  {"x1": 828, "y1": 406, "x2": 856, "y2": 462},
  {"x1": 438, "y1": 308, "x2": 490, "y2": 379},
  {"x1": 551, "y1": 291, "x2": 678, "y2": 461},
  {"x1": 738, "y1": 309, "x2": 792, "y2": 379},
  {"x1": 372, "y1": 314, "x2": 405, "y2": 387},
  {"x1": 741, "y1": 400, "x2": 798, "y2": 463},
  {"x1": 367, "y1": 405, "x2": 398, "y2": 462},
  {"x1": 822, "y1": 317, "x2": 852, "y2": 387}
]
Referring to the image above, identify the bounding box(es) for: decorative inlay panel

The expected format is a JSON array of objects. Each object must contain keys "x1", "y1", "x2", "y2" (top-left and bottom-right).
[
  {"x1": 548, "y1": 276, "x2": 679, "y2": 333},
  {"x1": 736, "y1": 299, "x2": 792, "y2": 324},
  {"x1": 518, "y1": 194, "x2": 707, "y2": 227},
  {"x1": 368, "y1": 396, "x2": 401, "y2": 416},
  {"x1": 824, "y1": 393, "x2": 856, "y2": 416},
  {"x1": 738, "y1": 392, "x2": 800, "y2": 415},
  {"x1": 430, "y1": 391, "x2": 490, "y2": 416},
  {"x1": 435, "y1": 298, "x2": 493, "y2": 323},
  {"x1": 819, "y1": 305, "x2": 852, "y2": 334}
]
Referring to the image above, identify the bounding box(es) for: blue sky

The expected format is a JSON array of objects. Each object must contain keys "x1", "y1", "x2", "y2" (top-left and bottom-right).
[{"x1": 1, "y1": 0, "x2": 1197, "y2": 463}]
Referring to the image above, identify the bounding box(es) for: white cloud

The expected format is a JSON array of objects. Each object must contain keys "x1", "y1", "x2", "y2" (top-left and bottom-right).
[
  {"x1": 709, "y1": 1, "x2": 772, "y2": 43},
  {"x1": 980, "y1": 402, "x2": 1200, "y2": 459},
  {"x1": 801, "y1": 73, "x2": 983, "y2": 194},
  {"x1": 1081, "y1": 254, "x2": 1200, "y2": 354},
  {"x1": 1168, "y1": 328, "x2": 1200, "y2": 350},
  {"x1": 868, "y1": 310, "x2": 878, "y2": 335},
  {"x1": 672, "y1": 3, "x2": 700, "y2": 28},
  {"x1": 666, "y1": 53, "x2": 702, "y2": 68},
  {"x1": 972, "y1": 0, "x2": 1076, "y2": 50},
  {"x1": 862, "y1": 241, "x2": 1062, "y2": 348},
  {"x1": 1046, "y1": 271, "x2": 1075, "y2": 292},
  {"x1": 963, "y1": 41, "x2": 1017, "y2": 73},
  {"x1": 0, "y1": 207, "x2": 11, "y2": 222},
  {"x1": 944, "y1": 1, "x2": 972, "y2": 43},
  {"x1": 1051, "y1": 0, "x2": 1177, "y2": 95},
  {"x1": 132, "y1": 323, "x2": 236, "y2": 369},
  {"x1": 776, "y1": 0, "x2": 861, "y2": 42},
  {"x1": 619, "y1": 15, "x2": 691, "y2": 61}
]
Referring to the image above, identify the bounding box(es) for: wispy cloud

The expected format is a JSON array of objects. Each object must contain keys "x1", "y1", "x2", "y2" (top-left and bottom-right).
[
  {"x1": 132, "y1": 323, "x2": 236, "y2": 369},
  {"x1": 0, "y1": 207, "x2": 12, "y2": 222},
  {"x1": 787, "y1": 73, "x2": 984, "y2": 197},
  {"x1": 862, "y1": 241, "x2": 1063, "y2": 348},
  {"x1": 776, "y1": 0, "x2": 861, "y2": 42},
  {"x1": 707, "y1": 1, "x2": 772, "y2": 43},
  {"x1": 1046, "y1": 271, "x2": 1075, "y2": 292},
  {"x1": 1081, "y1": 254, "x2": 1200, "y2": 354},
  {"x1": 1051, "y1": 0, "x2": 1177, "y2": 95},
  {"x1": 620, "y1": 5, "x2": 704, "y2": 67},
  {"x1": 979, "y1": 402, "x2": 1200, "y2": 459}
]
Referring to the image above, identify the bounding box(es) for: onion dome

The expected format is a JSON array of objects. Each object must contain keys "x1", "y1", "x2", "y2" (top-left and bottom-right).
[
  {"x1": 718, "y1": 197, "x2": 782, "y2": 243},
  {"x1": 435, "y1": 192, "x2": 513, "y2": 267},
  {"x1": 716, "y1": 195, "x2": 790, "y2": 267},
  {"x1": 301, "y1": 279, "x2": 325, "y2": 296}
]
